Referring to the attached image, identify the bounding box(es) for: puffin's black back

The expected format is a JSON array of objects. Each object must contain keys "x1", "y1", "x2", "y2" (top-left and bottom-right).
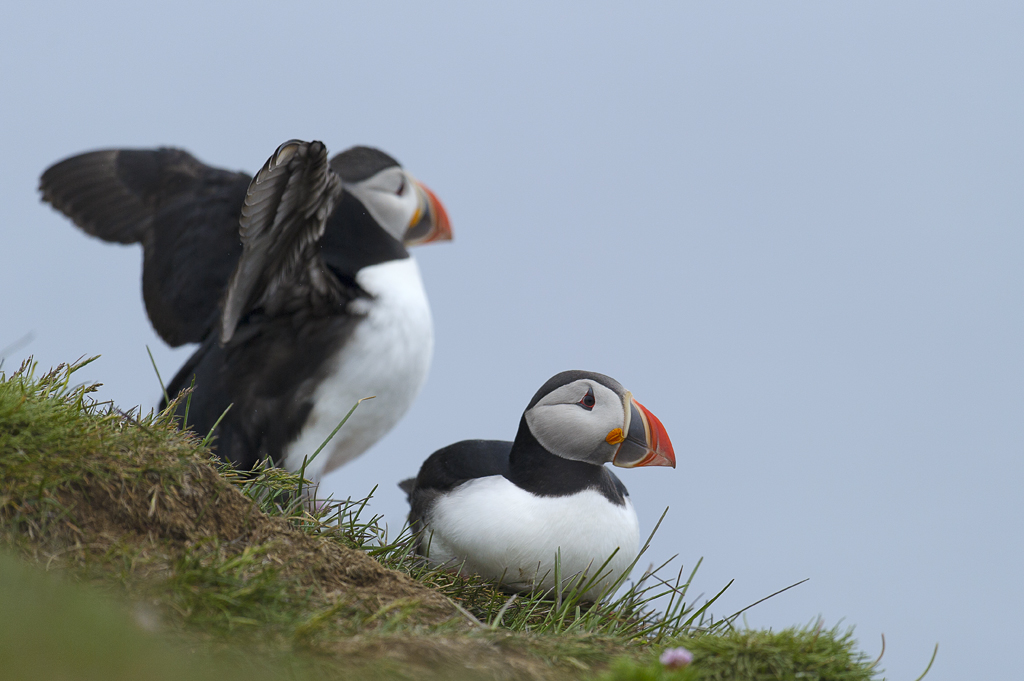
[{"x1": 401, "y1": 439, "x2": 513, "y2": 538}]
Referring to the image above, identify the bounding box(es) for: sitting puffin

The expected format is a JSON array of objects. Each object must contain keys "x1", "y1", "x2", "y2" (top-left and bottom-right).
[
  {"x1": 40, "y1": 140, "x2": 451, "y2": 479},
  {"x1": 400, "y1": 370, "x2": 675, "y2": 600}
]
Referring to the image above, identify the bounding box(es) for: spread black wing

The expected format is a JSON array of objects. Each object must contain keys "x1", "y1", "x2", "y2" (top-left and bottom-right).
[
  {"x1": 39, "y1": 147, "x2": 251, "y2": 346},
  {"x1": 400, "y1": 439, "x2": 513, "y2": 550},
  {"x1": 161, "y1": 140, "x2": 358, "y2": 470}
]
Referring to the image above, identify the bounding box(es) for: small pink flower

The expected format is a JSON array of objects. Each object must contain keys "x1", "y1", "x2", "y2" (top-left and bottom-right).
[{"x1": 660, "y1": 647, "x2": 694, "y2": 669}]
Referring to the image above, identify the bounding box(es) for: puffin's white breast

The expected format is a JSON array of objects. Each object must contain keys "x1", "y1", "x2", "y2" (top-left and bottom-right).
[
  {"x1": 423, "y1": 476, "x2": 640, "y2": 600},
  {"x1": 283, "y1": 257, "x2": 433, "y2": 479}
]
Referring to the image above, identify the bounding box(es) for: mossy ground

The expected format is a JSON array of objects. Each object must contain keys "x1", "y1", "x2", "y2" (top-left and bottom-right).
[{"x1": 0, "y1": 358, "x2": 886, "y2": 680}]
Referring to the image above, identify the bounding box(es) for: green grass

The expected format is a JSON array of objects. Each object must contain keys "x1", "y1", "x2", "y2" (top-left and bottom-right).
[
  {"x1": 0, "y1": 357, "x2": 897, "y2": 680},
  {"x1": 596, "y1": 625, "x2": 888, "y2": 681},
  {"x1": 0, "y1": 547, "x2": 369, "y2": 681}
]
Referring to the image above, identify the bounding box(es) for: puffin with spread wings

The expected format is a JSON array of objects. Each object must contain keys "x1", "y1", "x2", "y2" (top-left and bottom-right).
[{"x1": 40, "y1": 140, "x2": 451, "y2": 479}]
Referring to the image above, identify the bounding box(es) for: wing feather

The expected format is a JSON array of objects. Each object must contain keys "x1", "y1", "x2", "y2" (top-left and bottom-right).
[
  {"x1": 40, "y1": 149, "x2": 155, "y2": 243},
  {"x1": 39, "y1": 147, "x2": 252, "y2": 345},
  {"x1": 220, "y1": 140, "x2": 344, "y2": 343}
]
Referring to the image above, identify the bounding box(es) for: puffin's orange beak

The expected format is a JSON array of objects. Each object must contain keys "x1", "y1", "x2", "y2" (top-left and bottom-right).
[
  {"x1": 404, "y1": 180, "x2": 452, "y2": 246},
  {"x1": 611, "y1": 395, "x2": 676, "y2": 468}
]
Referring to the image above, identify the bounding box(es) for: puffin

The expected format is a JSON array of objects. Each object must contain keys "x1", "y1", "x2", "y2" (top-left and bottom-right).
[
  {"x1": 400, "y1": 370, "x2": 675, "y2": 600},
  {"x1": 40, "y1": 139, "x2": 451, "y2": 479}
]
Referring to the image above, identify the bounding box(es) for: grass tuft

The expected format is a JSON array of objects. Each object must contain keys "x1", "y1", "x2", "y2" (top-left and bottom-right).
[{"x1": 595, "y1": 624, "x2": 875, "y2": 680}]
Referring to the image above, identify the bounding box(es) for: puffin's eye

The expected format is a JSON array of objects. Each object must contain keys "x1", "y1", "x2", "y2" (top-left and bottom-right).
[
  {"x1": 395, "y1": 177, "x2": 406, "y2": 196},
  {"x1": 578, "y1": 388, "x2": 596, "y2": 411}
]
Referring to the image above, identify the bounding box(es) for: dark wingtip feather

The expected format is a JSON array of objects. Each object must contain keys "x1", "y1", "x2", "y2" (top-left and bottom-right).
[
  {"x1": 220, "y1": 139, "x2": 342, "y2": 344},
  {"x1": 39, "y1": 150, "x2": 152, "y2": 244}
]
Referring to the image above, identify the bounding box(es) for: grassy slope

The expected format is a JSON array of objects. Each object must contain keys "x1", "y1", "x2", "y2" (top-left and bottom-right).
[{"x1": 0, "y1": 358, "x2": 884, "y2": 680}]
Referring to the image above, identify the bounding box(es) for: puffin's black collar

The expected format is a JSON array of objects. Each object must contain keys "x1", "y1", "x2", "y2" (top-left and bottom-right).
[{"x1": 506, "y1": 417, "x2": 627, "y2": 506}]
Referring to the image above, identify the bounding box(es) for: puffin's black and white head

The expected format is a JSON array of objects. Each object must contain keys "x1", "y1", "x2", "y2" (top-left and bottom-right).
[
  {"x1": 522, "y1": 370, "x2": 676, "y2": 470},
  {"x1": 330, "y1": 146, "x2": 452, "y2": 248}
]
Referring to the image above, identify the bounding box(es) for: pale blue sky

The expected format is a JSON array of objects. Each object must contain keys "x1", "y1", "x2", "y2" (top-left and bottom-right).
[{"x1": 2, "y1": 3, "x2": 1022, "y2": 679}]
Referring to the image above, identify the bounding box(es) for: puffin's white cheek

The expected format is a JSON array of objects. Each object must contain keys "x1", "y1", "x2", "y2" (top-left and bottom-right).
[
  {"x1": 526, "y1": 405, "x2": 611, "y2": 463},
  {"x1": 355, "y1": 191, "x2": 418, "y2": 241}
]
